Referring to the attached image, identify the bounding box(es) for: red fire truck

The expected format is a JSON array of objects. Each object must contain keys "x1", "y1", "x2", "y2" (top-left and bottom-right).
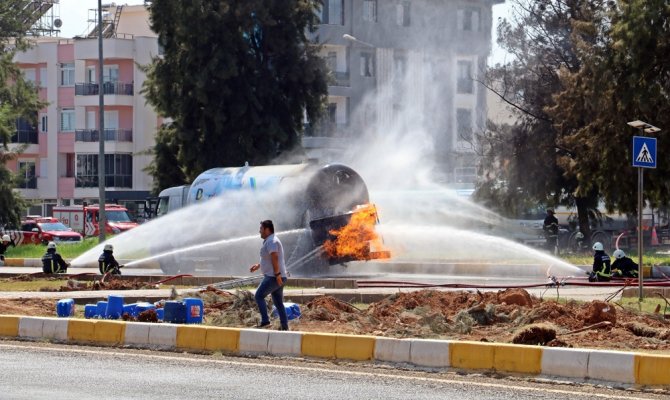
[{"x1": 52, "y1": 204, "x2": 138, "y2": 237}]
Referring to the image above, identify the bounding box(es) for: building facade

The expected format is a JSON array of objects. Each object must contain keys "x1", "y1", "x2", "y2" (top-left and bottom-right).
[
  {"x1": 11, "y1": 5, "x2": 159, "y2": 219},
  {"x1": 304, "y1": 0, "x2": 502, "y2": 186}
]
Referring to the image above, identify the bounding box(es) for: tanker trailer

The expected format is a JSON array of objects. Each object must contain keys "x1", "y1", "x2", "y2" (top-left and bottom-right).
[{"x1": 157, "y1": 162, "x2": 373, "y2": 275}]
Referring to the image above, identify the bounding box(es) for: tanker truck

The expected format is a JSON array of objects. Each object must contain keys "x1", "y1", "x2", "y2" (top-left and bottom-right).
[{"x1": 153, "y1": 162, "x2": 377, "y2": 274}]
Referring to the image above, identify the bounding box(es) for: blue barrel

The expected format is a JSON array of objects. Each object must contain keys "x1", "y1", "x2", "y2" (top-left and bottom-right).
[
  {"x1": 106, "y1": 295, "x2": 124, "y2": 319},
  {"x1": 123, "y1": 303, "x2": 138, "y2": 317},
  {"x1": 56, "y1": 299, "x2": 75, "y2": 318},
  {"x1": 156, "y1": 308, "x2": 164, "y2": 321},
  {"x1": 84, "y1": 304, "x2": 97, "y2": 319},
  {"x1": 272, "y1": 302, "x2": 301, "y2": 321},
  {"x1": 96, "y1": 301, "x2": 108, "y2": 319},
  {"x1": 163, "y1": 301, "x2": 186, "y2": 323},
  {"x1": 183, "y1": 298, "x2": 204, "y2": 324}
]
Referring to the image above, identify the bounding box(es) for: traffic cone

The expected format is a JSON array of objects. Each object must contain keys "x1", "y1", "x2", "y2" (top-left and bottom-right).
[{"x1": 651, "y1": 226, "x2": 660, "y2": 246}]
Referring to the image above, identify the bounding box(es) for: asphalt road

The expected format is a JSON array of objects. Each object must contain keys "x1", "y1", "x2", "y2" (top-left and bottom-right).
[{"x1": 0, "y1": 341, "x2": 666, "y2": 400}]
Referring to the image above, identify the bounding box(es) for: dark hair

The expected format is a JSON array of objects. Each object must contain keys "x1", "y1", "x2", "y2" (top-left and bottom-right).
[{"x1": 260, "y1": 220, "x2": 274, "y2": 233}]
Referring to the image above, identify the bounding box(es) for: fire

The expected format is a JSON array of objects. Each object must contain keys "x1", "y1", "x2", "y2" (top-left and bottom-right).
[{"x1": 322, "y1": 204, "x2": 391, "y2": 261}]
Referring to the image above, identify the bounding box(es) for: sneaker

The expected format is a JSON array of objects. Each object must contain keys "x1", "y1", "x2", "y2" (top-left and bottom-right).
[
  {"x1": 278, "y1": 326, "x2": 289, "y2": 331},
  {"x1": 255, "y1": 322, "x2": 271, "y2": 328}
]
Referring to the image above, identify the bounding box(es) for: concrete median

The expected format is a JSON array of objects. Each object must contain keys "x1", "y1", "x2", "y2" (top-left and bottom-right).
[{"x1": 2, "y1": 316, "x2": 670, "y2": 387}]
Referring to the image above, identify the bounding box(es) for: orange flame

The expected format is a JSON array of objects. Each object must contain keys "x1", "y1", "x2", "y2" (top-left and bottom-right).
[{"x1": 323, "y1": 204, "x2": 390, "y2": 260}]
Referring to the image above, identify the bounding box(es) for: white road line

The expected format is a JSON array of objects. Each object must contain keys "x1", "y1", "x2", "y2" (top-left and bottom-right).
[{"x1": 0, "y1": 342, "x2": 651, "y2": 399}]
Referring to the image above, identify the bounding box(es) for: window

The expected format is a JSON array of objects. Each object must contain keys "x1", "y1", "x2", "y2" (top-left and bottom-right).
[
  {"x1": 457, "y1": 60, "x2": 473, "y2": 94},
  {"x1": 17, "y1": 161, "x2": 37, "y2": 189},
  {"x1": 363, "y1": 0, "x2": 377, "y2": 22},
  {"x1": 393, "y1": 55, "x2": 406, "y2": 81},
  {"x1": 39, "y1": 67, "x2": 47, "y2": 87},
  {"x1": 76, "y1": 154, "x2": 132, "y2": 188},
  {"x1": 40, "y1": 114, "x2": 47, "y2": 133},
  {"x1": 318, "y1": 0, "x2": 343, "y2": 25},
  {"x1": 22, "y1": 68, "x2": 36, "y2": 85},
  {"x1": 327, "y1": 51, "x2": 337, "y2": 72},
  {"x1": 103, "y1": 65, "x2": 119, "y2": 83},
  {"x1": 456, "y1": 108, "x2": 473, "y2": 142},
  {"x1": 396, "y1": 1, "x2": 410, "y2": 27},
  {"x1": 360, "y1": 52, "x2": 374, "y2": 77},
  {"x1": 87, "y1": 66, "x2": 96, "y2": 83},
  {"x1": 60, "y1": 109, "x2": 75, "y2": 132},
  {"x1": 458, "y1": 7, "x2": 480, "y2": 32},
  {"x1": 59, "y1": 63, "x2": 74, "y2": 86}
]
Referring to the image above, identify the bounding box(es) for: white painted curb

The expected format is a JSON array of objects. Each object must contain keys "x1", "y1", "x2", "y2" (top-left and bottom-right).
[
  {"x1": 148, "y1": 324, "x2": 177, "y2": 347},
  {"x1": 374, "y1": 337, "x2": 411, "y2": 363},
  {"x1": 239, "y1": 329, "x2": 270, "y2": 353},
  {"x1": 124, "y1": 322, "x2": 152, "y2": 345},
  {"x1": 267, "y1": 331, "x2": 302, "y2": 355},
  {"x1": 587, "y1": 350, "x2": 636, "y2": 384},
  {"x1": 541, "y1": 347, "x2": 589, "y2": 379},
  {"x1": 41, "y1": 317, "x2": 68, "y2": 341},
  {"x1": 18, "y1": 317, "x2": 44, "y2": 339},
  {"x1": 409, "y1": 339, "x2": 451, "y2": 367}
]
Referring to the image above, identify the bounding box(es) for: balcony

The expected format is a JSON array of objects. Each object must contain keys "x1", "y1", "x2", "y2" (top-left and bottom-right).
[
  {"x1": 11, "y1": 128, "x2": 38, "y2": 144},
  {"x1": 75, "y1": 129, "x2": 133, "y2": 142},
  {"x1": 76, "y1": 175, "x2": 132, "y2": 188},
  {"x1": 331, "y1": 71, "x2": 350, "y2": 87},
  {"x1": 304, "y1": 122, "x2": 349, "y2": 138},
  {"x1": 16, "y1": 176, "x2": 37, "y2": 189},
  {"x1": 75, "y1": 82, "x2": 134, "y2": 96}
]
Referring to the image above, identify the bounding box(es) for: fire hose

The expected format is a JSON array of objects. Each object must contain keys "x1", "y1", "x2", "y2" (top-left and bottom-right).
[{"x1": 355, "y1": 277, "x2": 670, "y2": 289}]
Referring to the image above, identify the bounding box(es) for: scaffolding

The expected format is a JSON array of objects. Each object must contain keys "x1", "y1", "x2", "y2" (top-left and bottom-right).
[
  {"x1": 86, "y1": 3, "x2": 123, "y2": 39},
  {"x1": 22, "y1": 0, "x2": 62, "y2": 37}
]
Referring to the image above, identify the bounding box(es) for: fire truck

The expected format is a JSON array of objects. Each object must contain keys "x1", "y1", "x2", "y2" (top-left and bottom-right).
[{"x1": 52, "y1": 204, "x2": 138, "y2": 237}]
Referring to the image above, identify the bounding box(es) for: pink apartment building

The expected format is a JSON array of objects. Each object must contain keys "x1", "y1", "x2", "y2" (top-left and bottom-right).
[{"x1": 10, "y1": 5, "x2": 160, "y2": 219}]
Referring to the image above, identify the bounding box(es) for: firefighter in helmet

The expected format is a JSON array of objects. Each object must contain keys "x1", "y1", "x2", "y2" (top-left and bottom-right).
[
  {"x1": 588, "y1": 242, "x2": 611, "y2": 282},
  {"x1": 611, "y1": 249, "x2": 639, "y2": 278},
  {"x1": 0, "y1": 234, "x2": 16, "y2": 266},
  {"x1": 41, "y1": 242, "x2": 69, "y2": 274},
  {"x1": 98, "y1": 243, "x2": 123, "y2": 275},
  {"x1": 543, "y1": 208, "x2": 559, "y2": 252}
]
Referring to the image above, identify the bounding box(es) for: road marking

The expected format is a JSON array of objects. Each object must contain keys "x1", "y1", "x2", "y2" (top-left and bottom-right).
[{"x1": 0, "y1": 342, "x2": 655, "y2": 399}]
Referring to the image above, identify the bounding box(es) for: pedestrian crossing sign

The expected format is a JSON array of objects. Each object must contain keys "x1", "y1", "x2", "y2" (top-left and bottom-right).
[{"x1": 632, "y1": 136, "x2": 657, "y2": 168}]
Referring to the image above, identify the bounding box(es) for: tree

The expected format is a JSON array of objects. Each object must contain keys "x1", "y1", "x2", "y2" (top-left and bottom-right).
[
  {"x1": 142, "y1": 0, "x2": 328, "y2": 188},
  {"x1": 0, "y1": 1, "x2": 46, "y2": 227},
  {"x1": 477, "y1": 0, "x2": 608, "y2": 237}
]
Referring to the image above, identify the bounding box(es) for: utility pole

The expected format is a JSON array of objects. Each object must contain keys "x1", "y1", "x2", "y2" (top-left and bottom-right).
[{"x1": 97, "y1": 0, "x2": 106, "y2": 242}]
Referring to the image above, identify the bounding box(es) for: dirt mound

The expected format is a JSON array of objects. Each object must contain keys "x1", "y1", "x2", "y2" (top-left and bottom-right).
[
  {"x1": 0, "y1": 298, "x2": 55, "y2": 316},
  {"x1": 512, "y1": 323, "x2": 557, "y2": 345},
  {"x1": 581, "y1": 301, "x2": 617, "y2": 325},
  {"x1": 498, "y1": 288, "x2": 533, "y2": 307}
]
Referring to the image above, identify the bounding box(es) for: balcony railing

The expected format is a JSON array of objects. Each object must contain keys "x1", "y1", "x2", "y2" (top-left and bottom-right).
[
  {"x1": 76, "y1": 175, "x2": 132, "y2": 188},
  {"x1": 304, "y1": 122, "x2": 349, "y2": 138},
  {"x1": 11, "y1": 129, "x2": 38, "y2": 144},
  {"x1": 75, "y1": 82, "x2": 134, "y2": 96},
  {"x1": 331, "y1": 71, "x2": 350, "y2": 87},
  {"x1": 75, "y1": 129, "x2": 133, "y2": 142},
  {"x1": 16, "y1": 176, "x2": 37, "y2": 189}
]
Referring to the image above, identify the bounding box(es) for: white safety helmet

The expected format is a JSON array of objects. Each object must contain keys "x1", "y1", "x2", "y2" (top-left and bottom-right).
[
  {"x1": 2, "y1": 234, "x2": 10, "y2": 242},
  {"x1": 104, "y1": 243, "x2": 114, "y2": 252},
  {"x1": 47, "y1": 241, "x2": 56, "y2": 250},
  {"x1": 575, "y1": 232, "x2": 584, "y2": 240},
  {"x1": 613, "y1": 249, "x2": 626, "y2": 259},
  {"x1": 592, "y1": 242, "x2": 604, "y2": 251}
]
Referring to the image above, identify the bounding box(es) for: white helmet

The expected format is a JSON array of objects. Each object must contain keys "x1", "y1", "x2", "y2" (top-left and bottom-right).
[
  {"x1": 575, "y1": 232, "x2": 584, "y2": 240},
  {"x1": 613, "y1": 249, "x2": 626, "y2": 259},
  {"x1": 2, "y1": 234, "x2": 10, "y2": 242},
  {"x1": 104, "y1": 243, "x2": 114, "y2": 252},
  {"x1": 47, "y1": 241, "x2": 56, "y2": 250},
  {"x1": 592, "y1": 242, "x2": 604, "y2": 251}
]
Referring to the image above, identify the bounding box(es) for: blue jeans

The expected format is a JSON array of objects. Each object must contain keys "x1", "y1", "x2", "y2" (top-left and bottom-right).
[{"x1": 255, "y1": 275, "x2": 288, "y2": 329}]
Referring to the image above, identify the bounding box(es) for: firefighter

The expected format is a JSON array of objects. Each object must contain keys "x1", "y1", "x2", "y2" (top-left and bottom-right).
[
  {"x1": 41, "y1": 242, "x2": 69, "y2": 274},
  {"x1": 0, "y1": 234, "x2": 16, "y2": 266},
  {"x1": 611, "y1": 249, "x2": 639, "y2": 278},
  {"x1": 589, "y1": 242, "x2": 611, "y2": 282},
  {"x1": 98, "y1": 243, "x2": 123, "y2": 275},
  {"x1": 543, "y1": 208, "x2": 559, "y2": 252}
]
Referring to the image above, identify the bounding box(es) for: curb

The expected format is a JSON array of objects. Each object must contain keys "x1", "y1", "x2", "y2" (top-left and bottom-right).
[{"x1": 2, "y1": 315, "x2": 670, "y2": 387}]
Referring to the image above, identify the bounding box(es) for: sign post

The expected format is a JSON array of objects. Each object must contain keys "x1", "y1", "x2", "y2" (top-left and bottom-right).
[{"x1": 632, "y1": 135, "x2": 657, "y2": 300}]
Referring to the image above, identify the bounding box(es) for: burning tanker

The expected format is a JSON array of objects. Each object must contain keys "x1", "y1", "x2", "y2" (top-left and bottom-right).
[{"x1": 146, "y1": 162, "x2": 390, "y2": 275}]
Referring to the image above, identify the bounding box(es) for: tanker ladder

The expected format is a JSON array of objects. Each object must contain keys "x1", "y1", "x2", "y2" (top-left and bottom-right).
[{"x1": 197, "y1": 247, "x2": 324, "y2": 291}]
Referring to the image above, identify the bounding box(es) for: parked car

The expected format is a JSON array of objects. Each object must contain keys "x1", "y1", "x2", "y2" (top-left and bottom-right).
[{"x1": 2, "y1": 217, "x2": 83, "y2": 245}]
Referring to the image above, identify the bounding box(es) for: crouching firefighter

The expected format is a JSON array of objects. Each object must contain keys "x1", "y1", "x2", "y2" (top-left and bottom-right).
[
  {"x1": 98, "y1": 243, "x2": 123, "y2": 275},
  {"x1": 611, "y1": 249, "x2": 639, "y2": 278},
  {"x1": 588, "y1": 242, "x2": 611, "y2": 282},
  {"x1": 42, "y1": 242, "x2": 70, "y2": 274}
]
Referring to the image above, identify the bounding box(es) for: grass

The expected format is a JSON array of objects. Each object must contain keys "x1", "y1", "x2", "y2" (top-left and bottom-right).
[
  {"x1": 0, "y1": 279, "x2": 68, "y2": 291},
  {"x1": 618, "y1": 296, "x2": 670, "y2": 314},
  {"x1": 4, "y1": 237, "x2": 101, "y2": 259},
  {"x1": 562, "y1": 251, "x2": 670, "y2": 266}
]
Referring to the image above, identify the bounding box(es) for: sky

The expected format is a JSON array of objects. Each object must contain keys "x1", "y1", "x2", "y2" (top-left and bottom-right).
[{"x1": 54, "y1": 0, "x2": 512, "y2": 64}]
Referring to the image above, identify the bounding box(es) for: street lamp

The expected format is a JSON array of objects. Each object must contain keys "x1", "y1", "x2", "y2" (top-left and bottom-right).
[{"x1": 627, "y1": 119, "x2": 661, "y2": 300}]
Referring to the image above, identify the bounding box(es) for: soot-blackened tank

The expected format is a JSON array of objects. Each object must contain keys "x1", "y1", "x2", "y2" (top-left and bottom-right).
[{"x1": 186, "y1": 163, "x2": 369, "y2": 228}]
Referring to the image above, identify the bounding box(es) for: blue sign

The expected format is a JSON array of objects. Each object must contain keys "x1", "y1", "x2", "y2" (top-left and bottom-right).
[{"x1": 632, "y1": 136, "x2": 657, "y2": 168}]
